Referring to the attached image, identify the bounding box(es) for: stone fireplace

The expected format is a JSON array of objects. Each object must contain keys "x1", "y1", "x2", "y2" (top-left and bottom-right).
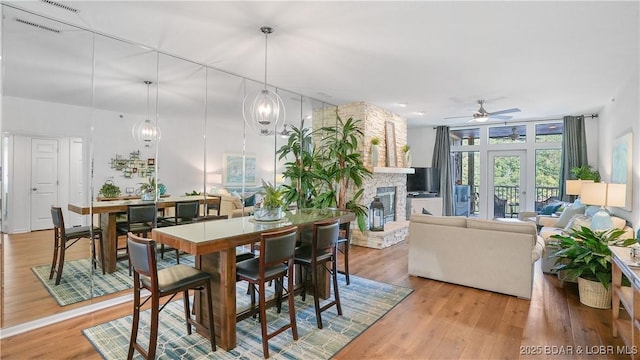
[{"x1": 317, "y1": 101, "x2": 412, "y2": 249}]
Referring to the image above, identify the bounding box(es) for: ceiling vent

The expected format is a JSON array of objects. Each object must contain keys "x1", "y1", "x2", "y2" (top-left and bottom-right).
[
  {"x1": 41, "y1": 0, "x2": 79, "y2": 13},
  {"x1": 15, "y1": 18, "x2": 61, "y2": 34}
]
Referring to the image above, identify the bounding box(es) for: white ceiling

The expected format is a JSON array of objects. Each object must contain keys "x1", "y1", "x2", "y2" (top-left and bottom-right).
[{"x1": 3, "y1": 1, "x2": 639, "y2": 127}]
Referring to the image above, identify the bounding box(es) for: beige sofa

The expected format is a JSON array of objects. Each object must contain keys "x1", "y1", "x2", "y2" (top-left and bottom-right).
[
  {"x1": 217, "y1": 194, "x2": 255, "y2": 218},
  {"x1": 535, "y1": 213, "x2": 634, "y2": 273},
  {"x1": 408, "y1": 214, "x2": 544, "y2": 299}
]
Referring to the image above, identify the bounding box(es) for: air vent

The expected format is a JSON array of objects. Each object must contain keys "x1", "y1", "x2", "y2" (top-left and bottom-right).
[
  {"x1": 15, "y1": 18, "x2": 61, "y2": 34},
  {"x1": 41, "y1": 0, "x2": 79, "y2": 13}
]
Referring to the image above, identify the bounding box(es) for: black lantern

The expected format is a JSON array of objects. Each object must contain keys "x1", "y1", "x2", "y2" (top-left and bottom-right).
[{"x1": 369, "y1": 196, "x2": 385, "y2": 231}]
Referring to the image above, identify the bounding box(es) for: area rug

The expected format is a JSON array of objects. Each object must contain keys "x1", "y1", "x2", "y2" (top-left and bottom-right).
[
  {"x1": 32, "y1": 252, "x2": 193, "y2": 306},
  {"x1": 83, "y1": 275, "x2": 412, "y2": 359}
]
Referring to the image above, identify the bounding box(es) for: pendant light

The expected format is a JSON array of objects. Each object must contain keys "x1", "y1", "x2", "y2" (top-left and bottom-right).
[
  {"x1": 132, "y1": 80, "x2": 161, "y2": 148},
  {"x1": 243, "y1": 26, "x2": 285, "y2": 136}
]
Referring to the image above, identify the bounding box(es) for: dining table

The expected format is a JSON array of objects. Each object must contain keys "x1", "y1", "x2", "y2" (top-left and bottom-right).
[
  {"x1": 68, "y1": 195, "x2": 220, "y2": 273},
  {"x1": 152, "y1": 208, "x2": 356, "y2": 351}
]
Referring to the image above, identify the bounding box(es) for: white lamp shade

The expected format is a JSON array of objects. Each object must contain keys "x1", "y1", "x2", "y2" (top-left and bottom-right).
[
  {"x1": 607, "y1": 183, "x2": 627, "y2": 207},
  {"x1": 566, "y1": 179, "x2": 593, "y2": 196},
  {"x1": 207, "y1": 173, "x2": 222, "y2": 185},
  {"x1": 580, "y1": 182, "x2": 607, "y2": 206}
]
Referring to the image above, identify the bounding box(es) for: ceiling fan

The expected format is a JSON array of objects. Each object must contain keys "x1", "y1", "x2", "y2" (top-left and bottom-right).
[{"x1": 445, "y1": 100, "x2": 521, "y2": 122}]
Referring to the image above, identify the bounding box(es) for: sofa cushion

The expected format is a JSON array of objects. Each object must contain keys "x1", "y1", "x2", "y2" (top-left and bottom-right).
[
  {"x1": 467, "y1": 218, "x2": 537, "y2": 235},
  {"x1": 410, "y1": 214, "x2": 467, "y2": 227},
  {"x1": 540, "y1": 202, "x2": 562, "y2": 215},
  {"x1": 585, "y1": 205, "x2": 600, "y2": 217},
  {"x1": 564, "y1": 214, "x2": 591, "y2": 232},
  {"x1": 555, "y1": 204, "x2": 585, "y2": 228}
]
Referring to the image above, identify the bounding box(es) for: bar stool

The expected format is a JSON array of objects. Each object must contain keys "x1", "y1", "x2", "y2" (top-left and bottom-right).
[
  {"x1": 294, "y1": 218, "x2": 342, "y2": 329},
  {"x1": 49, "y1": 206, "x2": 104, "y2": 285},
  {"x1": 127, "y1": 232, "x2": 216, "y2": 359},
  {"x1": 236, "y1": 226, "x2": 299, "y2": 358},
  {"x1": 337, "y1": 222, "x2": 351, "y2": 285},
  {"x1": 116, "y1": 204, "x2": 156, "y2": 274}
]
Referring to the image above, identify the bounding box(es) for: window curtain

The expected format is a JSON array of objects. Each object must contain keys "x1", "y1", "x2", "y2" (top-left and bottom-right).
[
  {"x1": 432, "y1": 126, "x2": 454, "y2": 215},
  {"x1": 559, "y1": 115, "x2": 588, "y2": 200}
]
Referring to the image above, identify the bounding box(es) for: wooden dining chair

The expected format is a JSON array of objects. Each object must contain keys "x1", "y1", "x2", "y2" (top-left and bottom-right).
[
  {"x1": 236, "y1": 226, "x2": 299, "y2": 358},
  {"x1": 127, "y1": 232, "x2": 216, "y2": 359},
  {"x1": 158, "y1": 200, "x2": 200, "y2": 262},
  {"x1": 336, "y1": 221, "x2": 351, "y2": 285},
  {"x1": 294, "y1": 218, "x2": 342, "y2": 329},
  {"x1": 116, "y1": 204, "x2": 157, "y2": 274},
  {"x1": 49, "y1": 206, "x2": 104, "y2": 285}
]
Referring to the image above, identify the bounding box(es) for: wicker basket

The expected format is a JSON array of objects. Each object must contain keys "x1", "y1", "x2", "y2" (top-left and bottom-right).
[{"x1": 577, "y1": 277, "x2": 612, "y2": 309}]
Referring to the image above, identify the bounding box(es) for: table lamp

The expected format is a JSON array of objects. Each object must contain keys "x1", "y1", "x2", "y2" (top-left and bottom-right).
[
  {"x1": 565, "y1": 179, "x2": 593, "y2": 207},
  {"x1": 580, "y1": 182, "x2": 626, "y2": 231}
]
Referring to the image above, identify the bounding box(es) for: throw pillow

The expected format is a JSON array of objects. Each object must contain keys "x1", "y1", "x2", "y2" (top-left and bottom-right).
[
  {"x1": 555, "y1": 204, "x2": 585, "y2": 228},
  {"x1": 243, "y1": 194, "x2": 256, "y2": 207},
  {"x1": 540, "y1": 202, "x2": 562, "y2": 215},
  {"x1": 422, "y1": 208, "x2": 432, "y2": 215},
  {"x1": 565, "y1": 214, "x2": 591, "y2": 232}
]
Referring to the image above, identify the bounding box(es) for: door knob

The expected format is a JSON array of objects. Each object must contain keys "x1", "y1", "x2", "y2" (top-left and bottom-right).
[{"x1": 32, "y1": 188, "x2": 37, "y2": 191}]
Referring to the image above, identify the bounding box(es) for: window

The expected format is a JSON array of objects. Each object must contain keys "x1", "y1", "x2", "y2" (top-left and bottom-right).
[
  {"x1": 535, "y1": 149, "x2": 561, "y2": 211},
  {"x1": 450, "y1": 128, "x2": 480, "y2": 146},
  {"x1": 488, "y1": 125, "x2": 526, "y2": 144},
  {"x1": 536, "y1": 122, "x2": 563, "y2": 143}
]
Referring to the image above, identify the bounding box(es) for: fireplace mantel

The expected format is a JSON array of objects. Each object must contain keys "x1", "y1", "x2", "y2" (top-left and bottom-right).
[{"x1": 373, "y1": 167, "x2": 415, "y2": 174}]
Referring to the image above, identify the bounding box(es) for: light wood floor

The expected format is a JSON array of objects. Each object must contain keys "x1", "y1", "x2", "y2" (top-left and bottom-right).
[{"x1": 1, "y1": 236, "x2": 627, "y2": 359}]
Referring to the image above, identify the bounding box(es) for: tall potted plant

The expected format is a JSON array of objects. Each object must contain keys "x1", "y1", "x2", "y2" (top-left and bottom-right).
[
  {"x1": 276, "y1": 122, "x2": 322, "y2": 209},
  {"x1": 551, "y1": 226, "x2": 635, "y2": 308},
  {"x1": 315, "y1": 115, "x2": 372, "y2": 231}
]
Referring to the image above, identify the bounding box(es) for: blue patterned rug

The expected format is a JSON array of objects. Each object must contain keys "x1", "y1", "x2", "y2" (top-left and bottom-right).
[
  {"x1": 31, "y1": 252, "x2": 192, "y2": 306},
  {"x1": 83, "y1": 276, "x2": 412, "y2": 359}
]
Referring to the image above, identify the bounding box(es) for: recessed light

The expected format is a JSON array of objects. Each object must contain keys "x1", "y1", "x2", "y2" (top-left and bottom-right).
[
  {"x1": 396, "y1": 103, "x2": 408, "y2": 108},
  {"x1": 414, "y1": 111, "x2": 425, "y2": 116}
]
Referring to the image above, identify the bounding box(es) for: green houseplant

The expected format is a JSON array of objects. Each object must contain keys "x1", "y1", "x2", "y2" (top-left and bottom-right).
[
  {"x1": 370, "y1": 137, "x2": 380, "y2": 167},
  {"x1": 315, "y1": 115, "x2": 372, "y2": 231},
  {"x1": 551, "y1": 226, "x2": 634, "y2": 308},
  {"x1": 99, "y1": 180, "x2": 121, "y2": 198},
  {"x1": 255, "y1": 179, "x2": 285, "y2": 221},
  {"x1": 138, "y1": 176, "x2": 157, "y2": 200},
  {"x1": 570, "y1": 165, "x2": 601, "y2": 182}
]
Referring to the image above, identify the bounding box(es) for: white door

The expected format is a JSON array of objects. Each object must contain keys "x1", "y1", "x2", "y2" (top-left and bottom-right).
[
  {"x1": 488, "y1": 150, "x2": 526, "y2": 219},
  {"x1": 31, "y1": 138, "x2": 59, "y2": 230}
]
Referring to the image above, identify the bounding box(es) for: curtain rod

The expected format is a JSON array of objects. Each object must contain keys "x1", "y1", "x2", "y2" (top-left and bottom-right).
[{"x1": 433, "y1": 114, "x2": 599, "y2": 129}]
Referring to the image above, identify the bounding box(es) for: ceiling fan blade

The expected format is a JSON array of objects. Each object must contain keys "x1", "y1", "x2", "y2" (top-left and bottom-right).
[
  {"x1": 443, "y1": 115, "x2": 471, "y2": 120},
  {"x1": 490, "y1": 115, "x2": 513, "y2": 120},
  {"x1": 489, "y1": 108, "x2": 521, "y2": 116}
]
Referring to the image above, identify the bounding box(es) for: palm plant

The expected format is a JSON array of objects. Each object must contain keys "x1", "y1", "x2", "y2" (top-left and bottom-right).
[{"x1": 316, "y1": 115, "x2": 372, "y2": 231}]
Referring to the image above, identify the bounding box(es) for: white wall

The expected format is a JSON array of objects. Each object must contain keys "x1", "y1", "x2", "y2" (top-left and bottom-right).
[{"x1": 597, "y1": 73, "x2": 639, "y2": 230}]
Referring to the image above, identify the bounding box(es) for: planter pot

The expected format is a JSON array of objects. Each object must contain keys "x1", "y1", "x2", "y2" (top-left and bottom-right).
[
  {"x1": 254, "y1": 207, "x2": 283, "y2": 222},
  {"x1": 577, "y1": 277, "x2": 611, "y2": 309},
  {"x1": 403, "y1": 150, "x2": 412, "y2": 167},
  {"x1": 141, "y1": 191, "x2": 156, "y2": 201},
  {"x1": 371, "y1": 144, "x2": 379, "y2": 167}
]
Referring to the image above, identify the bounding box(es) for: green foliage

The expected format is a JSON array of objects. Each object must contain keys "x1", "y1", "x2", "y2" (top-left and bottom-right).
[
  {"x1": 138, "y1": 176, "x2": 156, "y2": 193},
  {"x1": 371, "y1": 137, "x2": 380, "y2": 145},
  {"x1": 276, "y1": 122, "x2": 321, "y2": 209},
  {"x1": 99, "y1": 180, "x2": 121, "y2": 198},
  {"x1": 260, "y1": 179, "x2": 284, "y2": 210},
  {"x1": 401, "y1": 144, "x2": 410, "y2": 153},
  {"x1": 550, "y1": 227, "x2": 635, "y2": 289},
  {"x1": 185, "y1": 190, "x2": 200, "y2": 196},
  {"x1": 570, "y1": 165, "x2": 601, "y2": 182},
  {"x1": 535, "y1": 149, "x2": 562, "y2": 188}
]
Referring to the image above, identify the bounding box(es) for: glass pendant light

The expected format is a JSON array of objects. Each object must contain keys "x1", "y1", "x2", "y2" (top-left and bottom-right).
[
  {"x1": 242, "y1": 26, "x2": 285, "y2": 136},
  {"x1": 132, "y1": 80, "x2": 161, "y2": 148}
]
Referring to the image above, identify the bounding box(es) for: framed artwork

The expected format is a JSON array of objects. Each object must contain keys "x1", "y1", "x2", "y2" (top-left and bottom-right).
[
  {"x1": 385, "y1": 121, "x2": 397, "y2": 167},
  {"x1": 612, "y1": 132, "x2": 633, "y2": 211},
  {"x1": 223, "y1": 152, "x2": 258, "y2": 186}
]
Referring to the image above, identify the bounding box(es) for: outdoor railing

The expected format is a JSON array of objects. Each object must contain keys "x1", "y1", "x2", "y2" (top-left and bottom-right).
[{"x1": 464, "y1": 185, "x2": 560, "y2": 217}]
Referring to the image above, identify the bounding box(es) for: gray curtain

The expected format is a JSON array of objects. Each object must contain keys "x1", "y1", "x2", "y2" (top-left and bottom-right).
[
  {"x1": 432, "y1": 126, "x2": 454, "y2": 215},
  {"x1": 559, "y1": 115, "x2": 588, "y2": 200}
]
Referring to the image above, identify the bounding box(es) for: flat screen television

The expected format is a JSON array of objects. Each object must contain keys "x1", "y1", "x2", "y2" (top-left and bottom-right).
[{"x1": 407, "y1": 167, "x2": 439, "y2": 193}]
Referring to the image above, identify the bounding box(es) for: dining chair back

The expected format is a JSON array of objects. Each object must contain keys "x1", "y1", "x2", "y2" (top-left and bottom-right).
[
  {"x1": 158, "y1": 200, "x2": 200, "y2": 261},
  {"x1": 117, "y1": 204, "x2": 157, "y2": 274},
  {"x1": 127, "y1": 232, "x2": 216, "y2": 359},
  {"x1": 294, "y1": 218, "x2": 342, "y2": 329},
  {"x1": 49, "y1": 206, "x2": 104, "y2": 285},
  {"x1": 236, "y1": 226, "x2": 299, "y2": 358},
  {"x1": 337, "y1": 221, "x2": 351, "y2": 285}
]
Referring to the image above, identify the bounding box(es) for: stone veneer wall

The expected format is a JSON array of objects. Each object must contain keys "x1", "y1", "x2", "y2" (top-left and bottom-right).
[{"x1": 313, "y1": 102, "x2": 410, "y2": 248}]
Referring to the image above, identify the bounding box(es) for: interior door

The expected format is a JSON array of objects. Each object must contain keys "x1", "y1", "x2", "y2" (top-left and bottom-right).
[
  {"x1": 30, "y1": 138, "x2": 59, "y2": 230},
  {"x1": 488, "y1": 150, "x2": 526, "y2": 219}
]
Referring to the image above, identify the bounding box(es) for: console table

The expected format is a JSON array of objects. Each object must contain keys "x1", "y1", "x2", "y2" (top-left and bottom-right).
[{"x1": 610, "y1": 245, "x2": 640, "y2": 355}]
